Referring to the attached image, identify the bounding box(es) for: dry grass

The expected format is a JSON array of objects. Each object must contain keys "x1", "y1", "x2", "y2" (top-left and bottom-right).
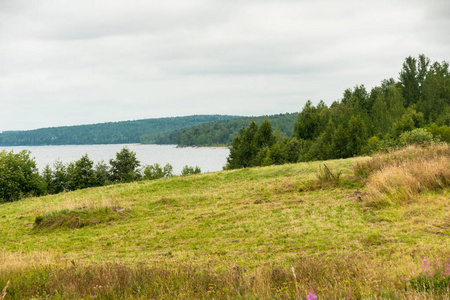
[
  {"x1": 1, "y1": 254, "x2": 448, "y2": 299},
  {"x1": 0, "y1": 250, "x2": 57, "y2": 272},
  {"x1": 354, "y1": 143, "x2": 450, "y2": 178},
  {"x1": 354, "y1": 143, "x2": 450, "y2": 206}
]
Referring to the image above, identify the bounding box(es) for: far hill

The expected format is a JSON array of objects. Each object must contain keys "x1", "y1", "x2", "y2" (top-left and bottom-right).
[
  {"x1": 0, "y1": 115, "x2": 238, "y2": 146},
  {"x1": 144, "y1": 112, "x2": 299, "y2": 146}
]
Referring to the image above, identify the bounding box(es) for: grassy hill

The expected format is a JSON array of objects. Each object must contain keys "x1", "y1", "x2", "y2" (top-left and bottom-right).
[{"x1": 0, "y1": 145, "x2": 449, "y2": 299}]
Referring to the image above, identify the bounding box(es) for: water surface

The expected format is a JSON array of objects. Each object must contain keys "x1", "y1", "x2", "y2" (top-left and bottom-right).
[{"x1": 0, "y1": 144, "x2": 230, "y2": 175}]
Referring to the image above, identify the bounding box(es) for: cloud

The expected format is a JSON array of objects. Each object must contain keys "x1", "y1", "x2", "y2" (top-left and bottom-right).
[{"x1": 0, "y1": 0, "x2": 449, "y2": 131}]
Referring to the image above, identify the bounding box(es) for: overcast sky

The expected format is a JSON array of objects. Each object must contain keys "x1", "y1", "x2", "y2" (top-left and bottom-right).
[{"x1": 0, "y1": 0, "x2": 449, "y2": 131}]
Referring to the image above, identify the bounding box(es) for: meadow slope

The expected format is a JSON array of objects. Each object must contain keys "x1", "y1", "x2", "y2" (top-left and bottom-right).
[{"x1": 0, "y1": 149, "x2": 449, "y2": 299}]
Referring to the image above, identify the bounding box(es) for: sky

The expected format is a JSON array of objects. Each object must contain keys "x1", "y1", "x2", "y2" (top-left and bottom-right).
[{"x1": 0, "y1": 0, "x2": 449, "y2": 132}]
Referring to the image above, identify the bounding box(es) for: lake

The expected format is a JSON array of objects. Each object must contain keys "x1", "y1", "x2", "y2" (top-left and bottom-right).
[{"x1": 0, "y1": 144, "x2": 230, "y2": 175}]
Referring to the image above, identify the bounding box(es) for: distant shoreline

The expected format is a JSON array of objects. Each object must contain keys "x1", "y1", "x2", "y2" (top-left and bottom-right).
[
  {"x1": 176, "y1": 145, "x2": 229, "y2": 149},
  {"x1": 1, "y1": 143, "x2": 230, "y2": 149}
]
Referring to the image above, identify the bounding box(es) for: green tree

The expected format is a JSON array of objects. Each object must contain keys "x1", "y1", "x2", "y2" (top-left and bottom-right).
[
  {"x1": 294, "y1": 100, "x2": 320, "y2": 140},
  {"x1": 68, "y1": 154, "x2": 96, "y2": 190},
  {"x1": 282, "y1": 138, "x2": 302, "y2": 163},
  {"x1": 226, "y1": 121, "x2": 258, "y2": 169},
  {"x1": 370, "y1": 93, "x2": 391, "y2": 136},
  {"x1": 331, "y1": 124, "x2": 349, "y2": 158},
  {"x1": 94, "y1": 160, "x2": 110, "y2": 186},
  {"x1": 181, "y1": 165, "x2": 201, "y2": 176},
  {"x1": 0, "y1": 150, "x2": 43, "y2": 202},
  {"x1": 143, "y1": 163, "x2": 173, "y2": 180},
  {"x1": 347, "y1": 115, "x2": 367, "y2": 156},
  {"x1": 41, "y1": 164, "x2": 54, "y2": 195},
  {"x1": 253, "y1": 119, "x2": 276, "y2": 149},
  {"x1": 419, "y1": 61, "x2": 450, "y2": 122},
  {"x1": 399, "y1": 54, "x2": 430, "y2": 107},
  {"x1": 52, "y1": 160, "x2": 69, "y2": 194},
  {"x1": 109, "y1": 147, "x2": 141, "y2": 183}
]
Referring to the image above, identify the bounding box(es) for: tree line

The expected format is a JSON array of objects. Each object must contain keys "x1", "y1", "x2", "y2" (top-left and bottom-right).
[
  {"x1": 226, "y1": 55, "x2": 450, "y2": 169},
  {"x1": 152, "y1": 113, "x2": 298, "y2": 146},
  {"x1": 0, "y1": 115, "x2": 237, "y2": 146},
  {"x1": 0, "y1": 148, "x2": 201, "y2": 203}
]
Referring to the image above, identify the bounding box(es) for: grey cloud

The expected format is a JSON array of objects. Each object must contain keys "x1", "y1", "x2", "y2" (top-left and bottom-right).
[{"x1": 0, "y1": 0, "x2": 449, "y2": 131}]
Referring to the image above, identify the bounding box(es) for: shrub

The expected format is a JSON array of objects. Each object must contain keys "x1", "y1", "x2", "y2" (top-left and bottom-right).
[
  {"x1": 399, "y1": 128, "x2": 434, "y2": 145},
  {"x1": 143, "y1": 163, "x2": 173, "y2": 180},
  {"x1": 425, "y1": 123, "x2": 450, "y2": 142},
  {"x1": 181, "y1": 165, "x2": 201, "y2": 176}
]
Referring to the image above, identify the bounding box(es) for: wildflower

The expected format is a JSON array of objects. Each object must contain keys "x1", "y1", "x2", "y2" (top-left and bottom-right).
[
  {"x1": 307, "y1": 292, "x2": 317, "y2": 300},
  {"x1": 243, "y1": 267, "x2": 247, "y2": 272}
]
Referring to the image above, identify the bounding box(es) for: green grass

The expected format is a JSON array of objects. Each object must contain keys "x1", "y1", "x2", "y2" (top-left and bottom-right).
[{"x1": 0, "y1": 156, "x2": 449, "y2": 299}]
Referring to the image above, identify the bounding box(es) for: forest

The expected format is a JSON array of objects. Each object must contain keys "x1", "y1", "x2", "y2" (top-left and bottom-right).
[
  {"x1": 0, "y1": 115, "x2": 237, "y2": 146},
  {"x1": 148, "y1": 113, "x2": 299, "y2": 146},
  {"x1": 226, "y1": 55, "x2": 450, "y2": 169}
]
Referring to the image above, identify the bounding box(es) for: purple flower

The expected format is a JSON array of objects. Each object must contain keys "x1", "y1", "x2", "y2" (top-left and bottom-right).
[
  {"x1": 307, "y1": 292, "x2": 317, "y2": 300},
  {"x1": 243, "y1": 267, "x2": 247, "y2": 272}
]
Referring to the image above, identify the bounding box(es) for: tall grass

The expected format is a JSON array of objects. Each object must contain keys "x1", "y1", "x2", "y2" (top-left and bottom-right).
[
  {"x1": 354, "y1": 143, "x2": 450, "y2": 206},
  {"x1": 1, "y1": 254, "x2": 448, "y2": 299}
]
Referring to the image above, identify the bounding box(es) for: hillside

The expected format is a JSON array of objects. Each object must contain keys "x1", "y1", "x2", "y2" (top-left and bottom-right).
[
  {"x1": 145, "y1": 112, "x2": 298, "y2": 146},
  {"x1": 0, "y1": 144, "x2": 448, "y2": 299},
  {"x1": 0, "y1": 115, "x2": 238, "y2": 146}
]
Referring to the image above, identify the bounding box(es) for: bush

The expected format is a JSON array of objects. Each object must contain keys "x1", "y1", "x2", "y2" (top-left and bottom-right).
[
  {"x1": 399, "y1": 128, "x2": 434, "y2": 145},
  {"x1": 425, "y1": 123, "x2": 450, "y2": 143},
  {"x1": 181, "y1": 165, "x2": 201, "y2": 176},
  {"x1": 143, "y1": 163, "x2": 173, "y2": 180}
]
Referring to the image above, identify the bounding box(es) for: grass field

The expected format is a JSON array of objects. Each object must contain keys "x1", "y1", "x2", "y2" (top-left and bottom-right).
[{"x1": 0, "y1": 145, "x2": 449, "y2": 299}]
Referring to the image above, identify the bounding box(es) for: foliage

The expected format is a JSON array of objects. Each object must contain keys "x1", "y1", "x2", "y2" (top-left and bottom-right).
[
  {"x1": 399, "y1": 128, "x2": 434, "y2": 145},
  {"x1": 142, "y1": 163, "x2": 173, "y2": 180},
  {"x1": 0, "y1": 115, "x2": 237, "y2": 146},
  {"x1": 154, "y1": 113, "x2": 298, "y2": 147},
  {"x1": 425, "y1": 123, "x2": 450, "y2": 142},
  {"x1": 226, "y1": 119, "x2": 282, "y2": 169},
  {"x1": 67, "y1": 154, "x2": 97, "y2": 191},
  {"x1": 181, "y1": 165, "x2": 201, "y2": 176},
  {"x1": 0, "y1": 150, "x2": 43, "y2": 202},
  {"x1": 109, "y1": 147, "x2": 141, "y2": 183},
  {"x1": 226, "y1": 55, "x2": 449, "y2": 168}
]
